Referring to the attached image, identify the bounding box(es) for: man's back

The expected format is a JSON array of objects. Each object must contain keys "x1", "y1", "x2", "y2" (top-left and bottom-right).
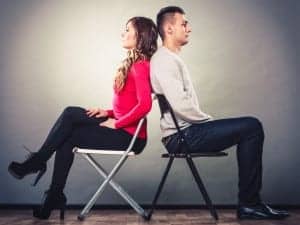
[{"x1": 150, "y1": 46, "x2": 211, "y2": 137}]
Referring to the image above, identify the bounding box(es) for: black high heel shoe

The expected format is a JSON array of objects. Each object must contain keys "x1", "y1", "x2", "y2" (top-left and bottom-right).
[
  {"x1": 8, "y1": 145, "x2": 47, "y2": 186},
  {"x1": 33, "y1": 189, "x2": 67, "y2": 220}
]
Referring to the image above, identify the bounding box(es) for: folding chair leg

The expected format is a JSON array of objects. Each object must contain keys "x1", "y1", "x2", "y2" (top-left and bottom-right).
[
  {"x1": 146, "y1": 157, "x2": 174, "y2": 220},
  {"x1": 78, "y1": 153, "x2": 147, "y2": 220},
  {"x1": 78, "y1": 153, "x2": 129, "y2": 220},
  {"x1": 186, "y1": 157, "x2": 218, "y2": 220},
  {"x1": 84, "y1": 154, "x2": 147, "y2": 218}
]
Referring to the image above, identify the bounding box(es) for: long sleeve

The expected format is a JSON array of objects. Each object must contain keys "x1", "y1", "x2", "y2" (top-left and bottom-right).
[
  {"x1": 106, "y1": 109, "x2": 115, "y2": 118},
  {"x1": 151, "y1": 54, "x2": 211, "y2": 123},
  {"x1": 114, "y1": 62, "x2": 152, "y2": 129}
]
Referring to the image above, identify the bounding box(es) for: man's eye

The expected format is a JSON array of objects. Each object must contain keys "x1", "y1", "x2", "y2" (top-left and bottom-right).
[{"x1": 182, "y1": 21, "x2": 188, "y2": 27}]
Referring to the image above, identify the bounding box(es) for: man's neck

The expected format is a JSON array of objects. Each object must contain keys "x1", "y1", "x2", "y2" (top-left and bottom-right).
[{"x1": 163, "y1": 40, "x2": 181, "y2": 54}]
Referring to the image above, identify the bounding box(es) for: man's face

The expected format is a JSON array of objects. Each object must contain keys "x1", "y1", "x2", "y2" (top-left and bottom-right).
[{"x1": 170, "y1": 13, "x2": 191, "y2": 46}]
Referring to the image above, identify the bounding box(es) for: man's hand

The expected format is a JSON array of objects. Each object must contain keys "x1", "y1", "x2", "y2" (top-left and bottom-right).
[
  {"x1": 100, "y1": 118, "x2": 116, "y2": 129},
  {"x1": 86, "y1": 108, "x2": 108, "y2": 118}
]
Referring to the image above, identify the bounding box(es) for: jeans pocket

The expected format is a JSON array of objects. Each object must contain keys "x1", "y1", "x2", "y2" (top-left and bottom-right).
[{"x1": 182, "y1": 125, "x2": 208, "y2": 151}]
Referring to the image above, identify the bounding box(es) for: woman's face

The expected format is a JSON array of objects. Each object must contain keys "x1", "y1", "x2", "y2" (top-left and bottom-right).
[{"x1": 122, "y1": 21, "x2": 137, "y2": 50}]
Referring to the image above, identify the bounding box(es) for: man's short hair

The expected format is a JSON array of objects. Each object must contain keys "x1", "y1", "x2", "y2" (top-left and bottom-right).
[{"x1": 156, "y1": 6, "x2": 185, "y2": 40}]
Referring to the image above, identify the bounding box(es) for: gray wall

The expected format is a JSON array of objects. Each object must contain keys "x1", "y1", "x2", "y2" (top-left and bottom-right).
[{"x1": 1, "y1": 0, "x2": 299, "y2": 205}]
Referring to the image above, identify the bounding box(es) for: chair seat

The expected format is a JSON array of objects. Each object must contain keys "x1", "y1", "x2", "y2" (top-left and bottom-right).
[
  {"x1": 73, "y1": 148, "x2": 136, "y2": 156},
  {"x1": 161, "y1": 151, "x2": 228, "y2": 158}
]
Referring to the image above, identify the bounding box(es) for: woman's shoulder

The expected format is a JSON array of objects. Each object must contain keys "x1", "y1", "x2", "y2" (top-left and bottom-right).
[
  {"x1": 130, "y1": 60, "x2": 150, "y2": 76},
  {"x1": 132, "y1": 59, "x2": 150, "y2": 67}
]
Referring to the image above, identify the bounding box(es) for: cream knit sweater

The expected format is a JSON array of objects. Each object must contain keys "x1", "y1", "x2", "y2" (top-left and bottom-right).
[{"x1": 150, "y1": 46, "x2": 212, "y2": 137}]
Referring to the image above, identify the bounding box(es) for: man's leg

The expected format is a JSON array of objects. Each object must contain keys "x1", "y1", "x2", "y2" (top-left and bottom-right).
[
  {"x1": 165, "y1": 116, "x2": 264, "y2": 205},
  {"x1": 165, "y1": 116, "x2": 289, "y2": 219}
]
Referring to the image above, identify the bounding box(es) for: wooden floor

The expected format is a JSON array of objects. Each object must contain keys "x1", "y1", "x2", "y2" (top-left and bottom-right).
[{"x1": 0, "y1": 209, "x2": 299, "y2": 225}]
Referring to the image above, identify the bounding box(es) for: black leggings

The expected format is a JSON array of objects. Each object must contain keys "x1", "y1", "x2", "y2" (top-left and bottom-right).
[{"x1": 36, "y1": 106, "x2": 146, "y2": 192}]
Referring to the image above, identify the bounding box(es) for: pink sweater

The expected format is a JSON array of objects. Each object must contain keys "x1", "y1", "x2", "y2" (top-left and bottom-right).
[{"x1": 106, "y1": 60, "x2": 152, "y2": 139}]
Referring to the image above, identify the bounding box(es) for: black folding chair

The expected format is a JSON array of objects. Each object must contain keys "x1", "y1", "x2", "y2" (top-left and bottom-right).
[{"x1": 146, "y1": 94, "x2": 228, "y2": 221}]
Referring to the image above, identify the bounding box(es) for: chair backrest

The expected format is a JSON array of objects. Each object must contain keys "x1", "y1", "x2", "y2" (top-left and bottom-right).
[
  {"x1": 156, "y1": 95, "x2": 181, "y2": 131},
  {"x1": 127, "y1": 117, "x2": 146, "y2": 152},
  {"x1": 155, "y1": 94, "x2": 191, "y2": 153}
]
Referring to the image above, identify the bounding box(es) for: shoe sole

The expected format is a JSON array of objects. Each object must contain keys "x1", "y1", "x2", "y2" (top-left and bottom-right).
[{"x1": 238, "y1": 214, "x2": 289, "y2": 220}]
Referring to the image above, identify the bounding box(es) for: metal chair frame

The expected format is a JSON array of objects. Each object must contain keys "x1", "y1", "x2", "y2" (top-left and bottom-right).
[
  {"x1": 146, "y1": 94, "x2": 228, "y2": 221},
  {"x1": 73, "y1": 117, "x2": 148, "y2": 221}
]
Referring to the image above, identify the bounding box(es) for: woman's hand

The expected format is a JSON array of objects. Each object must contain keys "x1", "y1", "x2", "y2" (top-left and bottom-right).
[
  {"x1": 86, "y1": 108, "x2": 108, "y2": 118},
  {"x1": 100, "y1": 118, "x2": 116, "y2": 129}
]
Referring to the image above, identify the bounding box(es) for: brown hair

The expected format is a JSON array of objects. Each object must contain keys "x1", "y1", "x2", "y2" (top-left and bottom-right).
[{"x1": 114, "y1": 17, "x2": 158, "y2": 91}]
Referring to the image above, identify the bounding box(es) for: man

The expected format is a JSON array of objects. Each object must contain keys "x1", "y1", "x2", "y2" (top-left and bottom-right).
[{"x1": 150, "y1": 6, "x2": 289, "y2": 220}]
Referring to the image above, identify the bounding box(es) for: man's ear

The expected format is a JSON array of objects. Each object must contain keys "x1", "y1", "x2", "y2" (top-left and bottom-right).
[{"x1": 165, "y1": 23, "x2": 173, "y2": 35}]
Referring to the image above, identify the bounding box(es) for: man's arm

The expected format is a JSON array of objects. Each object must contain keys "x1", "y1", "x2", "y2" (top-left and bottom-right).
[{"x1": 151, "y1": 56, "x2": 211, "y2": 123}]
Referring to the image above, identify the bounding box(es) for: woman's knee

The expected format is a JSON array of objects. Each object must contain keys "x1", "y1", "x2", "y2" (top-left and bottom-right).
[
  {"x1": 62, "y1": 106, "x2": 84, "y2": 119},
  {"x1": 63, "y1": 106, "x2": 80, "y2": 114}
]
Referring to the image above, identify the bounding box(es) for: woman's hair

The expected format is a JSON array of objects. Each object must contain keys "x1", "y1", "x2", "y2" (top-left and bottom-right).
[{"x1": 114, "y1": 17, "x2": 158, "y2": 91}]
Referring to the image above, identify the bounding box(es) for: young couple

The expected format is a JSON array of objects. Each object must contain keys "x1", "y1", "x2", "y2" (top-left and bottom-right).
[{"x1": 8, "y1": 6, "x2": 289, "y2": 221}]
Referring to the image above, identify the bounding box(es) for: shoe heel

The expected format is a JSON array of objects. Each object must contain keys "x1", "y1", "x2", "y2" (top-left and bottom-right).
[
  {"x1": 32, "y1": 166, "x2": 46, "y2": 186},
  {"x1": 60, "y1": 205, "x2": 65, "y2": 220},
  {"x1": 22, "y1": 145, "x2": 33, "y2": 153}
]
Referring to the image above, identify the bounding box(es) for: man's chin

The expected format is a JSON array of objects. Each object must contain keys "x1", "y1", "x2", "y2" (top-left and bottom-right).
[{"x1": 181, "y1": 40, "x2": 189, "y2": 46}]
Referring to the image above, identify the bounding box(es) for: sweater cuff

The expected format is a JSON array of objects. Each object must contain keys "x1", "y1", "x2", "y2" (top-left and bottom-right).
[{"x1": 106, "y1": 110, "x2": 114, "y2": 118}]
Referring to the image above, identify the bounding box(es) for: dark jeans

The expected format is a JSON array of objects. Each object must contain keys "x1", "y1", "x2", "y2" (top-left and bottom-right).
[
  {"x1": 163, "y1": 116, "x2": 264, "y2": 206},
  {"x1": 36, "y1": 106, "x2": 146, "y2": 192}
]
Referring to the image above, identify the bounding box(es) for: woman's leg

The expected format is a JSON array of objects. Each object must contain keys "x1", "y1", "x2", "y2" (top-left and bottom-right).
[
  {"x1": 49, "y1": 125, "x2": 146, "y2": 192},
  {"x1": 37, "y1": 106, "x2": 107, "y2": 161},
  {"x1": 33, "y1": 125, "x2": 145, "y2": 219},
  {"x1": 8, "y1": 106, "x2": 106, "y2": 183}
]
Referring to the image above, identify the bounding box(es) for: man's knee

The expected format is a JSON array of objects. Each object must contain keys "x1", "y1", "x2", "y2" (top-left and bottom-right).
[{"x1": 244, "y1": 116, "x2": 265, "y2": 139}]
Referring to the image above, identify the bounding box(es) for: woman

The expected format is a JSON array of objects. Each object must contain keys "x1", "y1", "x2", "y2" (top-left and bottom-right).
[{"x1": 8, "y1": 16, "x2": 158, "y2": 220}]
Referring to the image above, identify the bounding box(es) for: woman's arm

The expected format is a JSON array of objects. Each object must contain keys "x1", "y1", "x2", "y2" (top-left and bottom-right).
[
  {"x1": 115, "y1": 62, "x2": 152, "y2": 128},
  {"x1": 105, "y1": 110, "x2": 115, "y2": 118}
]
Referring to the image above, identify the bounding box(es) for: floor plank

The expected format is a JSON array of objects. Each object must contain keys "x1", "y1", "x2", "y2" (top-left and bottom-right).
[{"x1": 0, "y1": 209, "x2": 299, "y2": 225}]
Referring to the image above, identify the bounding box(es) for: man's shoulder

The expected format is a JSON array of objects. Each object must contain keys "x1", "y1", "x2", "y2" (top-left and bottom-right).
[{"x1": 151, "y1": 47, "x2": 177, "y2": 66}]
